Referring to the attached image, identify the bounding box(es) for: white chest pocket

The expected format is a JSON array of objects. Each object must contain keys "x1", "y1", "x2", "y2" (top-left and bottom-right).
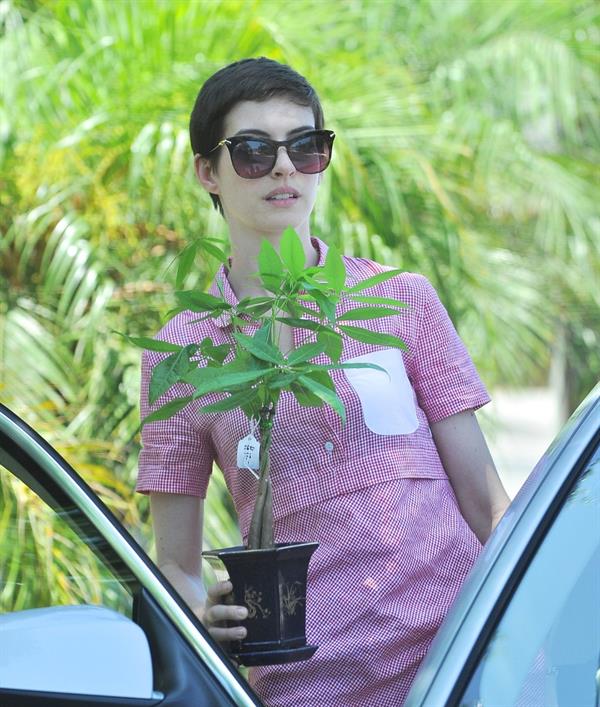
[{"x1": 343, "y1": 348, "x2": 419, "y2": 436}]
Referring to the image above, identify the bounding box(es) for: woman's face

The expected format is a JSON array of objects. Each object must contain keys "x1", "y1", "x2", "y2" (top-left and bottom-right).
[{"x1": 197, "y1": 97, "x2": 323, "y2": 241}]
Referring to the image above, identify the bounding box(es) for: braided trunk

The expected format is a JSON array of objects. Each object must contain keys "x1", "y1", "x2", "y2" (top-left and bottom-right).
[{"x1": 246, "y1": 405, "x2": 275, "y2": 550}]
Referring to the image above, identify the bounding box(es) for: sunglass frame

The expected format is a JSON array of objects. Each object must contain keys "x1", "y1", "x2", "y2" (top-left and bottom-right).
[{"x1": 207, "y1": 129, "x2": 336, "y2": 179}]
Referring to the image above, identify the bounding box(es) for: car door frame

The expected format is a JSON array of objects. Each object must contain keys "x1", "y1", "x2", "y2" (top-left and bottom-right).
[
  {"x1": 0, "y1": 403, "x2": 262, "y2": 707},
  {"x1": 405, "y1": 383, "x2": 600, "y2": 707}
]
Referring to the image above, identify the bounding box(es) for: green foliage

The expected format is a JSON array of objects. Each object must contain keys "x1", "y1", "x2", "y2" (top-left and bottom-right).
[
  {"x1": 136, "y1": 228, "x2": 406, "y2": 548},
  {"x1": 142, "y1": 228, "x2": 406, "y2": 427},
  {"x1": 0, "y1": 0, "x2": 598, "y2": 584}
]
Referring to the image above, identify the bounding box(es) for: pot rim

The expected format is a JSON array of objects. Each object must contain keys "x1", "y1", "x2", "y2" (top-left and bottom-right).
[{"x1": 202, "y1": 541, "x2": 318, "y2": 560}]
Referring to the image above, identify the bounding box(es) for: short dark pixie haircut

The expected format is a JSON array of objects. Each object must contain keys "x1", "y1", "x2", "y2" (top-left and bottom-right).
[{"x1": 190, "y1": 57, "x2": 325, "y2": 212}]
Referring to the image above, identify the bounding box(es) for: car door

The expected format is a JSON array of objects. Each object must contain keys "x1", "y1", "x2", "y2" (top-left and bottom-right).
[
  {"x1": 405, "y1": 383, "x2": 600, "y2": 707},
  {"x1": 459, "y1": 449, "x2": 600, "y2": 705},
  {"x1": 0, "y1": 404, "x2": 262, "y2": 707}
]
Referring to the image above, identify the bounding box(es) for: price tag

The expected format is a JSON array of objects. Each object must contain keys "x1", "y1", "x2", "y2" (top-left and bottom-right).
[{"x1": 237, "y1": 434, "x2": 260, "y2": 471}]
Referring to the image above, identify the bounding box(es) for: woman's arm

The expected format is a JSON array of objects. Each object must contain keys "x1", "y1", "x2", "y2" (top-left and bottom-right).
[
  {"x1": 430, "y1": 410, "x2": 511, "y2": 545},
  {"x1": 150, "y1": 492, "x2": 247, "y2": 643}
]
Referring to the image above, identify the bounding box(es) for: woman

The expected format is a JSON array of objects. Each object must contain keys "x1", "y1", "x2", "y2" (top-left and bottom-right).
[{"x1": 137, "y1": 57, "x2": 510, "y2": 706}]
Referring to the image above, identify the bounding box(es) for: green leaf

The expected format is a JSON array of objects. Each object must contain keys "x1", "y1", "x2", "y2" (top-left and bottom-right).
[
  {"x1": 286, "y1": 341, "x2": 326, "y2": 366},
  {"x1": 279, "y1": 226, "x2": 306, "y2": 278},
  {"x1": 233, "y1": 331, "x2": 284, "y2": 365},
  {"x1": 175, "y1": 242, "x2": 198, "y2": 289},
  {"x1": 266, "y1": 372, "x2": 299, "y2": 389},
  {"x1": 338, "y1": 325, "x2": 408, "y2": 350},
  {"x1": 199, "y1": 238, "x2": 228, "y2": 262},
  {"x1": 275, "y1": 316, "x2": 321, "y2": 332},
  {"x1": 322, "y1": 245, "x2": 346, "y2": 291},
  {"x1": 298, "y1": 275, "x2": 328, "y2": 293},
  {"x1": 297, "y1": 374, "x2": 346, "y2": 422},
  {"x1": 303, "y1": 362, "x2": 387, "y2": 374},
  {"x1": 303, "y1": 368, "x2": 336, "y2": 391},
  {"x1": 253, "y1": 321, "x2": 273, "y2": 344},
  {"x1": 199, "y1": 339, "x2": 231, "y2": 364},
  {"x1": 238, "y1": 296, "x2": 274, "y2": 308},
  {"x1": 142, "y1": 396, "x2": 194, "y2": 426},
  {"x1": 291, "y1": 382, "x2": 324, "y2": 408},
  {"x1": 347, "y1": 295, "x2": 408, "y2": 307},
  {"x1": 237, "y1": 297, "x2": 274, "y2": 318},
  {"x1": 200, "y1": 388, "x2": 259, "y2": 413},
  {"x1": 334, "y1": 362, "x2": 388, "y2": 373},
  {"x1": 311, "y1": 289, "x2": 337, "y2": 323},
  {"x1": 338, "y1": 305, "x2": 404, "y2": 321},
  {"x1": 317, "y1": 328, "x2": 343, "y2": 362},
  {"x1": 175, "y1": 290, "x2": 230, "y2": 313},
  {"x1": 280, "y1": 301, "x2": 321, "y2": 319},
  {"x1": 184, "y1": 366, "x2": 267, "y2": 396},
  {"x1": 258, "y1": 239, "x2": 284, "y2": 292},
  {"x1": 149, "y1": 344, "x2": 197, "y2": 404},
  {"x1": 116, "y1": 332, "x2": 185, "y2": 353},
  {"x1": 345, "y1": 269, "x2": 404, "y2": 293}
]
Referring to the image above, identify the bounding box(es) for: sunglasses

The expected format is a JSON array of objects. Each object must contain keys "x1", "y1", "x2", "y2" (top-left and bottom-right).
[{"x1": 208, "y1": 129, "x2": 335, "y2": 179}]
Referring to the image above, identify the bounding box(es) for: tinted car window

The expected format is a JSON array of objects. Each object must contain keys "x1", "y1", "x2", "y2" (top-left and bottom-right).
[
  {"x1": 461, "y1": 453, "x2": 600, "y2": 706},
  {"x1": 0, "y1": 466, "x2": 132, "y2": 615}
]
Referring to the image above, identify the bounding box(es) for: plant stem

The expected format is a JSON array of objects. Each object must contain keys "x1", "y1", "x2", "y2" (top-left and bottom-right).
[{"x1": 246, "y1": 404, "x2": 276, "y2": 550}]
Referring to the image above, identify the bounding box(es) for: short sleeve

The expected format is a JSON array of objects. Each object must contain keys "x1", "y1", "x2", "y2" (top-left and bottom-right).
[
  {"x1": 408, "y1": 276, "x2": 490, "y2": 424},
  {"x1": 136, "y1": 348, "x2": 215, "y2": 498}
]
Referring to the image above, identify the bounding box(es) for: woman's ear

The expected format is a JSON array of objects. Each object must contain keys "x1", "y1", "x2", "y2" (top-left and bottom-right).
[{"x1": 194, "y1": 154, "x2": 220, "y2": 195}]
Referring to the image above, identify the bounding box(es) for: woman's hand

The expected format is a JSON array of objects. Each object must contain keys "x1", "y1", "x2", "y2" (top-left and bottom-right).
[
  {"x1": 202, "y1": 580, "x2": 248, "y2": 644},
  {"x1": 149, "y1": 494, "x2": 248, "y2": 646}
]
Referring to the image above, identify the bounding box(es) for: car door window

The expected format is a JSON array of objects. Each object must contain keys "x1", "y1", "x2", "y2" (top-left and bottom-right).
[
  {"x1": 0, "y1": 465, "x2": 158, "y2": 699},
  {"x1": 0, "y1": 466, "x2": 133, "y2": 615},
  {"x1": 460, "y1": 451, "x2": 600, "y2": 707}
]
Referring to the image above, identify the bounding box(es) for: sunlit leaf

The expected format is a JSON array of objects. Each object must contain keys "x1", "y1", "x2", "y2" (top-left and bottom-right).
[
  {"x1": 142, "y1": 396, "x2": 194, "y2": 425},
  {"x1": 175, "y1": 242, "x2": 199, "y2": 289},
  {"x1": 183, "y1": 366, "x2": 267, "y2": 395},
  {"x1": 317, "y1": 328, "x2": 344, "y2": 362},
  {"x1": 338, "y1": 325, "x2": 407, "y2": 350},
  {"x1": 233, "y1": 331, "x2": 284, "y2": 365},
  {"x1": 175, "y1": 290, "x2": 229, "y2": 313},
  {"x1": 258, "y1": 239, "x2": 284, "y2": 292},
  {"x1": 322, "y1": 245, "x2": 346, "y2": 291},
  {"x1": 200, "y1": 388, "x2": 259, "y2": 413},
  {"x1": 297, "y1": 375, "x2": 346, "y2": 422},
  {"x1": 345, "y1": 269, "x2": 404, "y2": 294},
  {"x1": 149, "y1": 344, "x2": 197, "y2": 404},
  {"x1": 286, "y1": 341, "x2": 326, "y2": 366},
  {"x1": 338, "y1": 306, "x2": 404, "y2": 321},
  {"x1": 279, "y1": 227, "x2": 306, "y2": 278},
  {"x1": 116, "y1": 333, "x2": 185, "y2": 353}
]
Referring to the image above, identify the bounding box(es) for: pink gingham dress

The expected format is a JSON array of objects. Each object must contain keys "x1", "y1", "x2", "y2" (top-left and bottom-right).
[{"x1": 137, "y1": 237, "x2": 490, "y2": 706}]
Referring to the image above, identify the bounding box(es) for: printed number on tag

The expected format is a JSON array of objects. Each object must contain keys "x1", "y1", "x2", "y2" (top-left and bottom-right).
[{"x1": 236, "y1": 434, "x2": 260, "y2": 470}]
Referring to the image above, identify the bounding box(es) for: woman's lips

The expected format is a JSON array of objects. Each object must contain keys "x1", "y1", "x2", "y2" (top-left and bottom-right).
[
  {"x1": 265, "y1": 192, "x2": 299, "y2": 207},
  {"x1": 264, "y1": 188, "x2": 300, "y2": 208}
]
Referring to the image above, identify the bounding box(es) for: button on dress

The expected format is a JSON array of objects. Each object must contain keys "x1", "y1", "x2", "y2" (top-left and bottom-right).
[{"x1": 137, "y1": 237, "x2": 490, "y2": 706}]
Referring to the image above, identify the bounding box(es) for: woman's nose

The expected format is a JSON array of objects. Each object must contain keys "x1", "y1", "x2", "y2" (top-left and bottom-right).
[{"x1": 271, "y1": 146, "x2": 296, "y2": 177}]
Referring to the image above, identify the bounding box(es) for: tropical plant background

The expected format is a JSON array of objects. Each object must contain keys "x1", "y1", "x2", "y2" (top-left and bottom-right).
[{"x1": 1, "y1": 0, "x2": 598, "y2": 608}]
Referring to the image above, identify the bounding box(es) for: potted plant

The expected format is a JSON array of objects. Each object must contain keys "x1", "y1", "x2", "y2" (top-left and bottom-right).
[{"x1": 129, "y1": 227, "x2": 407, "y2": 665}]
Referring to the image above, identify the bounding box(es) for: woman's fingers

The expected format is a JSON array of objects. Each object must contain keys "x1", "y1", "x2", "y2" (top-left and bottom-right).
[
  {"x1": 202, "y1": 579, "x2": 248, "y2": 643},
  {"x1": 209, "y1": 624, "x2": 247, "y2": 642},
  {"x1": 206, "y1": 580, "x2": 234, "y2": 606},
  {"x1": 206, "y1": 602, "x2": 247, "y2": 624}
]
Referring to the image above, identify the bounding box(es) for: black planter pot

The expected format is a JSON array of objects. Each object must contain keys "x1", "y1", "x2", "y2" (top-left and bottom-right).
[{"x1": 202, "y1": 541, "x2": 318, "y2": 666}]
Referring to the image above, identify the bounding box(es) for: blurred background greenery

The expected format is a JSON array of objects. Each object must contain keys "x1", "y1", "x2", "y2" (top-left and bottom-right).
[{"x1": 1, "y1": 0, "x2": 599, "y2": 604}]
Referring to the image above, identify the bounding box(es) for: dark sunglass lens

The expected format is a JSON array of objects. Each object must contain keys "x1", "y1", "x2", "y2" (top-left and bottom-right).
[
  {"x1": 231, "y1": 139, "x2": 275, "y2": 178},
  {"x1": 289, "y1": 133, "x2": 332, "y2": 174}
]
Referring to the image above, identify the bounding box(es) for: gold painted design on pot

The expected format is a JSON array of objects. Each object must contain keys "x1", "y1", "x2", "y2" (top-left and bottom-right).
[
  {"x1": 244, "y1": 585, "x2": 271, "y2": 619},
  {"x1": 281, "y1": 581, "x2": 304, "y2": 616}
]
